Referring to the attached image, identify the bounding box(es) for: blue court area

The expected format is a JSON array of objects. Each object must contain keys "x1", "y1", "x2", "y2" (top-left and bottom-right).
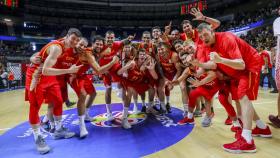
[{"x1": 0, "y1": 103, "x2": 194, "y2": 158}]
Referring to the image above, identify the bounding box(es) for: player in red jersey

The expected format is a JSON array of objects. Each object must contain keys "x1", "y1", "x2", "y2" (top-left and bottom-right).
[
  {"x1": 172, "y1": 40, "x2": 241, "y2": 129},
  {"x1": 197, "y1": 23, "x2": 272, "y2": 153},
  {"x1": 258, "y1": 46, "x2": 278, "y2": 92},
  {"x1": 120, "y1": 43, "x2": 146, "y2": 114},
  {"x1": 27, "y1": 28, "x2": 82, "y2": 154},
  {"x1": 117, "y1": 48, "x2": 158, "y2": 128},
  {"x1": 156, "y1": 42, "x2": 182, "y2": 114},
  {"x1": 71, "y1": 37, "x2": 119, "y2": 137},
  {"x1": 172, "y1": 39, "x2": 192, "y2": 116},
  {"x1": 99, "y1": 31, "x2": 134, "y2": 121},
  {"x1": 180, "y1": 8, "x2": 220, "y2": 44}
]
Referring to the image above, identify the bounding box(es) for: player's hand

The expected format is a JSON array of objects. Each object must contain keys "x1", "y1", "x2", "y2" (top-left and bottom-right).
[
  {"x1": 68, "y1": 64, "x2": 82, "y2": 74},
  {"x1": 128, "y1": 34, "x2": 136, "y2": 41},
  {"x1": 112, "y1": 56, "x2": 120, "y2": 63},
  {"x1": 171, "y1": 79, "x2": 180, "y2": 86},
  {"x1": 30, "y1": 56, "x2": 42, "y2": 64},
  {"x1": 165, "y1": 80, "x2": 174, "y2": 90},
  {"x1": 209, "y1": 52, "x2": 222, "y2": 63},
  {"x1": 127, "y1": 60, "x2": 136, "y2": 68},
  {"x1": 187, "y1": 77, "x2": 201, "y2": 87},
  {"x1": 146, "y1": 58, "x2": 156, "y2": 70},
  {"x1": 190, "y1": 8, "x2": 205, "y2": 21},
  {"x1": 164, "y1": 21, "x2": 172, "y2": 35}
]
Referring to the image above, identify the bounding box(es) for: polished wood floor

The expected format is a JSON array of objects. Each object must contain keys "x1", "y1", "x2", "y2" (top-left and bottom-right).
[{"x1": 0, "y1": 85, "x2": 279, "y2": 158}]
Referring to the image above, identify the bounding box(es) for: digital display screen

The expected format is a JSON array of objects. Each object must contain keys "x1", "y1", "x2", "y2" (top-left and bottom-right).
[
  {"x1": 181, "y1": 0, "x2": 207, "y2": 15},
  {"x1": 0, "y1": 0, "x2": 19, "y2": 8}
]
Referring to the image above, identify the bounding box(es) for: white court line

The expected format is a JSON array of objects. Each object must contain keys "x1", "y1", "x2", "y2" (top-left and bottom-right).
[{"x1": 0, "y1": 128, "x2": 11, "y2": 131}]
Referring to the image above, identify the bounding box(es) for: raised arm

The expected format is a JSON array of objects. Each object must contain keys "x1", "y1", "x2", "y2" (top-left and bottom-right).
[{"x1": 190, "y1": 8, "x2": 220, "y2": 30}]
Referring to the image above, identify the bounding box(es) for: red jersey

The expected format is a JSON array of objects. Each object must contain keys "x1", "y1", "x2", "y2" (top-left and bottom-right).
[
  {"x1": 158, "y1": 51, "x2": 177, "y2": 80},
  {"x1": 137, "y1": 42, "x2": 156, "y2": 58},
  {"x1": 28, "y1": 40, "x2": 76, "y2": 90},
  {"x1": 206, "y1": 32, "x2": 262, "y2": 78},
  {"x1": 260, "y1": 50, "x2": 272, "y2": 68},
  {"x1": 180, "y1": 29, "x2": 203, "y2": 46},
  {"x1": 99, "y1": 41, "x2": 123, "y2": 66}
]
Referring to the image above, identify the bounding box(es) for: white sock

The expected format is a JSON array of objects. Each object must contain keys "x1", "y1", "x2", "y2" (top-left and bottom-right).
[
  {"x1": 160, "y1": 101, "x2": 166, "y2": 111},
  {"x1": 122, "y1": 107, "x2": 129, "y2": 119},
  {"x1": 32, "y1": 127, "x2": 40, "y2": 140},
  {"x1": 233, "y1": 120, "x2": 241, "y2": 127},
  {"x1": 183, "y1": 104, "x2": 188, "y2": 112},
  {"x1": 241, "y1": 129, "x2": 252, "y2": 143},
  {"x1": 133, "y1": 100, "x2": 138, "y2": 109},
  {"x1": 79, "y1": 115, "x2": 86, "y2": 127},
  {"x1": 142, "y1": 100, "x2": 145, "y2": 106},
  {"x1": 188, "y1": 112, "x2": 193, "y2": 119},
  {"x1": 106, "y1": 104, "x2": 112, "y2": 114},
  {"x1": 54, "y1": 117, "x2": 62, "y2": 130},
  {"x1": 42, "y1": 115, "x2": 48, "y2": 123},
  {"x1": 50, "y1": 121, "x2": 55, "y2": 129},
  {"x1": 85, "y1": 108, "x2": 90, "y2": 117},
  {"x1": 256, "y1": 119, "x2": 266, "y2": 129},
  {"x1": 166, "y1": 96, "x2": 170, "y2": 103}
]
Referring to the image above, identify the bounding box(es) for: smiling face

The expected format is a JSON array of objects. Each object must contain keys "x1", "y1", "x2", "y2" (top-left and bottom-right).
[
  {"x1": 92, "y1": 40, "x2": 104, "y2": 53},
  {"x1": 198, "y1": 28, "x2": 215, "y2": 46},
  {"x1": 142, "y1": 33, "x2": 151, "y2": 44},
  {"x1": 182, "y1": 23, "x2": 193, "y2": 35},
  {"x1": 152, "y1": 29, "x2": 161, "y2": 39},
  {"x1": 138, "y1": 50, "x2": 147, "y2": 63},
  {"x1": 105, "y1": 33, "x2": 115, "y2": 46},
  {"x1": 76, "y1": 38, "x2": 88, "y2": 50},
  {"x1": 171, "y1": 30, "x2": 180, "y2": 40}
]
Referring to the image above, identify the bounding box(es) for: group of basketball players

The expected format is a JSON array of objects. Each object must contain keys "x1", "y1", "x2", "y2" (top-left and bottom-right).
[{"x1": 25, "y1": 8, "x2": 274, "y2": 155}]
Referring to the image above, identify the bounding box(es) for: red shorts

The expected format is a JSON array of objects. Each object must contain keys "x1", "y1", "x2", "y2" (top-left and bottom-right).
[
  {"x1": 29, "y1": 76, "x2": 63, "y2": 107},
  {"x1": 124, "y1": 80, "x2": 150, "y2": 95},
  {"x1": 229, "y1": 71, "x2": 260, "y2": 101},
  {"x1": 70, "y1": 75, "x2": 96, "y2": 96},
  {"x1": 102, "y1": 73, "x2": 112, "y2": 88},
  {"x1": 102, "y1": 63, "x2": 122, "y2": 88}
]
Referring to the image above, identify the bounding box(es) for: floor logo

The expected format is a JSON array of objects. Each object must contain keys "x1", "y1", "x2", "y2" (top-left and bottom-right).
[
  {"x1": 0, "y1": 103, "x2": 194, "y2": 158},
  {"x1": 92, "y1": 111, "x2": 147, "y2": 127}
]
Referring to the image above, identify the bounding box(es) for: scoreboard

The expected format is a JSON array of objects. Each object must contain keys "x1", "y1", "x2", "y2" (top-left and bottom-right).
[
  {"x1": 180, "y1": 0, "x2": 207, "y2": 15},
  {"x1": 0, "y1": 0, "x2": 18, "y2": 8}
]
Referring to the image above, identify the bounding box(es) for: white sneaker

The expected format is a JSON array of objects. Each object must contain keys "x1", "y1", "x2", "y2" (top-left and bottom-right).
[
  {"x1": 122, "y1": 118, "x2": 131, "y2": 129},
  {"x1": 106, "y1": 113, "x2": 114, "y2": 121},
  {"x1": 132, "y1": 106, "x2": 141, "y2": 114},
  {"x1": 84, "y1": 115, "x2": 94, "y2": 122},
  {"x1": 80, "y1": 125, "x2": 88, "y2": 138}
]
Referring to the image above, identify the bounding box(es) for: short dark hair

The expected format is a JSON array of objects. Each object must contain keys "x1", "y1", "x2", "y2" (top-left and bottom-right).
[
  {"x1": 197, "y1": 23, "x2": 212, "y2": 33},
  {"x1": 139, "y1": 48, "x2": 146, "y2": 53},
  {"x1": 173, "y1": 39, "x2": 184, "y2": 47},
  {"x1": 67, "y1": 28, "x2": 82, "y2": 37},
  {"x1": 181, "y1": 20, "x2": 191, "y2": 27},
  {"x1": 92, "y1": 35, "x2": 105, "y2": 43},
  {"x1": 105, "y1": 30, "x2": 115, "y2": 35},
  {"x1": 157, "y1": 42, "x2": 170, "y2": 50},
  {"x1": 152, "y1": 26, "x2": 161, "y2": 32},
  {"x1": 142, "y1": 31, "x2": 151, "y2": 36},
  {"x1": 171, "y1": 29, "x2": 180, "y2": 34}
]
